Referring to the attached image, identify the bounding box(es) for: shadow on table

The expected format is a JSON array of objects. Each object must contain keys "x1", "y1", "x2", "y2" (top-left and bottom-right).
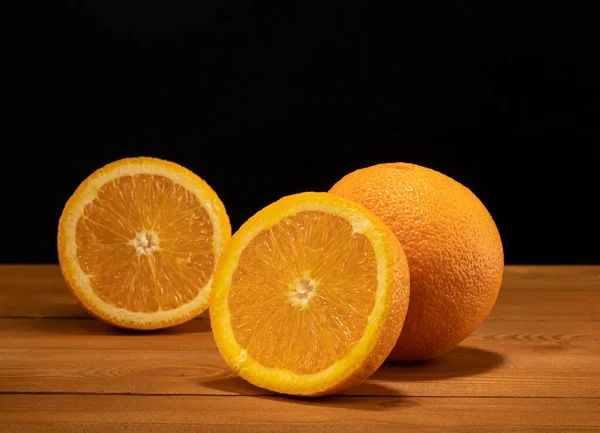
[
  {"x1": 110, "y1": 319, "x2": 212, "y2": 335},
  {"x1": 202, "y1": 345, "x2": 504, "y2": 410},
  {"x1": 252, "y1": 387, "x2": 415, "y2": 412},
  {"x1": 32, "y1": 316, "x2": 212, "y2": 335},
  {"x1": 202, "y1": 376, "x2": 407, "y2": 411},
  {"x1": 375, "y1": 345, "x2": 505, "y2": 382}
]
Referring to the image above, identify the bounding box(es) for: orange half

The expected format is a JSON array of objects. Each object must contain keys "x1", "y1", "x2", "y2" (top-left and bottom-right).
[
  {"x1": 210, "y1": 192, "x2": 410, "y2": 396},
  {"x1": 58, "y1": 157, "x2": 231, "y2": 330}
]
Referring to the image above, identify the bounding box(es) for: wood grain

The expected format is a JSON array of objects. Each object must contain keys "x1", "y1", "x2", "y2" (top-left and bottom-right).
[
  {"x1": 0, "y1": 318, "x2": 598, "y2": 397},
  {"x1": 0, "y1": 266, "x2": 209, "y2": 319},
  {"x1": 1, "y1": 394, "x2": 598, "y2": 433},
  {"x1": 0, "y1": 265, "x2": 599, "y2": 431},
  {"x1": 2, "y1": 265, "x2": 599, "y2": 319}
]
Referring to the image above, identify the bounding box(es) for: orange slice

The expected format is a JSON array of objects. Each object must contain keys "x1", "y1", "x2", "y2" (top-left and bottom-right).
[
  {"x1": 58, "y1": 157, "x2": 231, "y2": 330},
  {"x1": 210, "y1": 192, "x2": 410, "y2": 396}
]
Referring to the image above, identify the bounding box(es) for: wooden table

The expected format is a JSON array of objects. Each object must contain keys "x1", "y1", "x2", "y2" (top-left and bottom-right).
[{"x1": 0, "y1": 265, "x2": 598, "y2": 432}]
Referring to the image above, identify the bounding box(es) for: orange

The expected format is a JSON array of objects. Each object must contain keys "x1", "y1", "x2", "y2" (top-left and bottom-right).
[
  {"x1": 210, "y1": 192, "x2": 410, "y2": 396},
  {"x1": 330, "y1": 163, "x2": 504, "y2": 362},
  {"x1": 57, "y1": 157, "x2": 231, "y2": 330}
]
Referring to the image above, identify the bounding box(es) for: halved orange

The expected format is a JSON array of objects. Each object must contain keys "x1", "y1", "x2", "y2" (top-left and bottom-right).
[
  {"x1": 58, "y1": 157, "x2": 231, "y2": 330},
  {"x1": 210, "y1": 192, "x2": 410, "y2": 396}
]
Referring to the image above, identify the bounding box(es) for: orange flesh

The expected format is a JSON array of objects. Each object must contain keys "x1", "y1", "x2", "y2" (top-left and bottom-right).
[
  {"x1": 228, "y1": 211, "x2": 378, "y2": 374},
  {"x1": 75, "y1": 174, "x2": 215, "y2": 312}
]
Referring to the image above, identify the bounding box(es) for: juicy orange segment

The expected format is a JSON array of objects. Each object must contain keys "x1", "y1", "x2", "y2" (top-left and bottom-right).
[
  {"x1": 58, "y1": 157, "x2": 231, "y2": 330},
  {"x1": 210, "y1": 192, "x2": 410, "y2": 396},
  {"x1": 229, "y1": 211, "x2": 378, "y2": 374}
]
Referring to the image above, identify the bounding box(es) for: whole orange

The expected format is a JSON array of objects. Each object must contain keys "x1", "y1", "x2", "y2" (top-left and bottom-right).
[{"x1": 329, "y1": 162, "x2": 504, "y2": 362}]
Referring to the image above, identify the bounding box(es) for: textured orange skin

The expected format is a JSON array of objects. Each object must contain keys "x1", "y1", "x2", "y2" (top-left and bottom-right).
[{"x1": 330, "y1": 163, "x2": 504, "y2": 362}]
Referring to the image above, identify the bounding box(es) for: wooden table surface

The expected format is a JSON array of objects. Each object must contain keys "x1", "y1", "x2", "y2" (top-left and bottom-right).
[{"x1": 0, "y1": 265, "x2": 599, "y2": 432}]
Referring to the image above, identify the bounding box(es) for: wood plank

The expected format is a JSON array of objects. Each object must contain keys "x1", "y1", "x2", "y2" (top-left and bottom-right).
[
  {"x1": 3, "y1": 264, "x2": 599, "y2": 289},
  {"x1": 1, "y1": 394, "x2": 598, "y2": 433},
  {"x1": 0, "y1": 318, "x2": 214, "y2": 350},
  {"x1": 1, "y1": 347, "x2": 597, "y2": 398},
  {"x1": 501, "y1": 265, "x2": 600, "y2": 291},
  {"x1": 0, "y1": 265, "x2": 211, "y2": 318},
  {"x1": 1, "y1": 265, "x2": 599, "y2": 318},
  {"x1": 487, "y1": 289, "x2": 600, "y2": 321},
  {"x1": 0, "y1": 265, "x2": 82, "y2": 318},
  {"x1": 1, "y1": 317, "x2": 598, "y2": 353},
  {"x1": 0, "y1": 317, "x2": 598, "y2": 397},
  {"x1": 1, "y1": 270, "x2": 598, "y2": 320},
  {"x1": 1, "y1": 285, "x2": 596, "y2": 321},
  {"x1": 0, "y1": 265, "x2": 59, "y2": 280}
]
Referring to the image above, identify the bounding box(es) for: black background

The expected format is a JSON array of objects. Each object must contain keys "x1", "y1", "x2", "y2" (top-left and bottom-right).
[{"x1": 5, "y1": 1, "x2": 599, "y2": 264}]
